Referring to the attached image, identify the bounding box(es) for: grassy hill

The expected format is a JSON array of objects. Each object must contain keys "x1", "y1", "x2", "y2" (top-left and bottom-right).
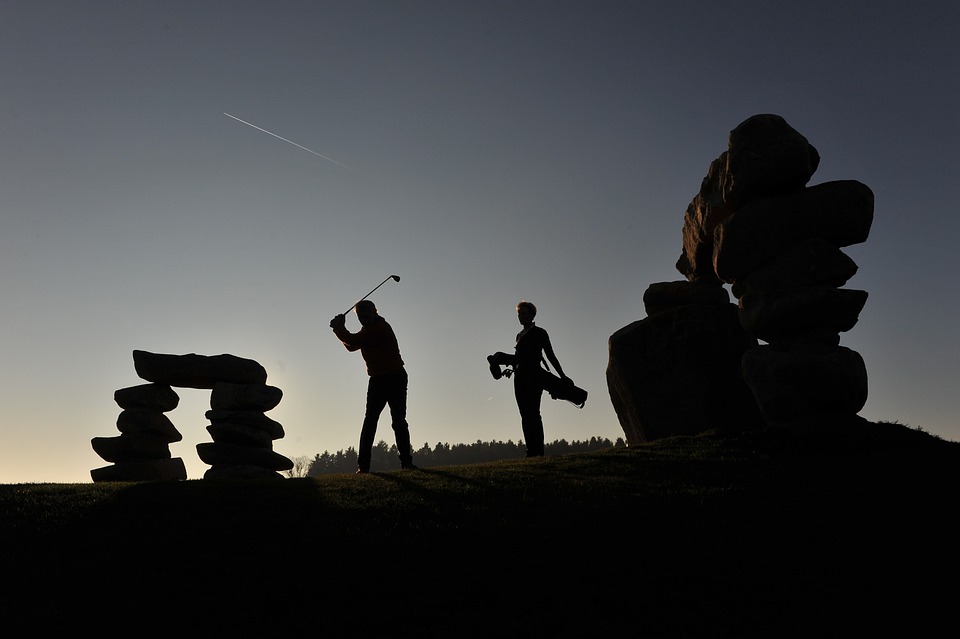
[{"x1": 2, "y1": 417, "x2": 956, "y2": 636}]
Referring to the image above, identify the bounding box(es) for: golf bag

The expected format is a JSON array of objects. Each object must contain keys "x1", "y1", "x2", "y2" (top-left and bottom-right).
[
  {"x1": 539, "y1": 368, "x2": 588, "y2": 408},
  {"x1": 487, "y1": 353, "x2": 587, "y2": 408}
]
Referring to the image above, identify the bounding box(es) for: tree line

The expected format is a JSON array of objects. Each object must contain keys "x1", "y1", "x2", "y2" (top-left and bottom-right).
[{"x1": 302, "y1": 436, "x2": 627, "y2": 476}]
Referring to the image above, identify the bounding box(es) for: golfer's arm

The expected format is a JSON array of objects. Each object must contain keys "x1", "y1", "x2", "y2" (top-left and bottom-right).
[
  {"x1": 544, "y1": 342, "x2": 566, "y2": 378},
  {"x1": 332, "y1": 325, "x2": 362, "y2": 351}
]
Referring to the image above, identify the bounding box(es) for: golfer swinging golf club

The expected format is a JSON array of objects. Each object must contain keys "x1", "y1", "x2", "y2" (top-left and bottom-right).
[{"x1": 330, "y1": 284, "x2": 417, "y2": 473}]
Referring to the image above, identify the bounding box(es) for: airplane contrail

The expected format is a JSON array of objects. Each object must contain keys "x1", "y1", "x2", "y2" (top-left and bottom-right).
[{"x1": 223, "y1": 112, "x2": 353, "y2": 170}]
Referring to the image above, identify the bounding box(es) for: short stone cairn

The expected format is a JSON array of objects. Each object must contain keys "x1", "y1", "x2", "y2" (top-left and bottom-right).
[
  {"x1": 90, "y1": 382, "x2": 187, "y2": 482},
  {"x1": 91, "y1": 350, "x2": 294, "y2": 481}
]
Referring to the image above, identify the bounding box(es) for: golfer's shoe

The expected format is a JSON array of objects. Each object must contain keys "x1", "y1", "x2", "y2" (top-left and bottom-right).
[{"x1": 487, "y1": 355, "x2": 503, "y2": 380}]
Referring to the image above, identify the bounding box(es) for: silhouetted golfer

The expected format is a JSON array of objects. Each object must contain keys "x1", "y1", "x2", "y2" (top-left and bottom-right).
[
  {"x1": 488, "y1": 300, "x2": 567, "y2": 457},
  {"x1": 330, "y1": 300, "x2": 417, "y2": 473}
]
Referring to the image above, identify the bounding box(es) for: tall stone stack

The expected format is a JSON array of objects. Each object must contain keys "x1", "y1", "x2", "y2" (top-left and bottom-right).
[
  {"x1": 90, "y1": 350, "x2": 293, "y2": 482},
  {"x1": 711, "y1": 119, "x2": 874, "y2": 424},
  {"x1": 607, "y1": 114, "x2": 874, "y2": 442},
  {"x1": 91, "y1": 383, "x2": 188, "y2": 482}
]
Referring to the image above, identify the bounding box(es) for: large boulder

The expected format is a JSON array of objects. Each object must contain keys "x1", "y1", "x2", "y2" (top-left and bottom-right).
[
  {"x1": 724, "y1": 113, "x2": 821, "y2": 198},
  {"x1": 713, "y1": 180, "x2": 874, "y2": 283},
  {"x1": 677, "y1": 114, "x2": 820, "y2": 282},
  {"x1": 607, "y1": 300, "x2": 762, "y2": 444},
  {"x1": 132, "y1": 350, "x2": 268, "y2": 388},
  {"x1": 741, "y1": 345, "x2": 868, "y2": 422}
]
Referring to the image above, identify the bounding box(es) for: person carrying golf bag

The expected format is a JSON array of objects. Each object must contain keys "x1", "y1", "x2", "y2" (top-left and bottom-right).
[
  {"x1": 331, "y1": 299, "x2": 417, "y2": 473},
  {"x1": 487, "y1": 300, "x2": 583, "y2": 458}
]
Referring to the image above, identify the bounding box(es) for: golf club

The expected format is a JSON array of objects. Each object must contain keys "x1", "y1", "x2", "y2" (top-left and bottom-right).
[{"x1": 343, "y1": 275, "x2": 400, "y2": 315}]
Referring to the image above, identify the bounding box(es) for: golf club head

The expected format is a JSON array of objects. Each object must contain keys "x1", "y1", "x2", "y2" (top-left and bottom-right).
[{"x1": 391, "y1": 275, "x2": 400, "y2": 282}]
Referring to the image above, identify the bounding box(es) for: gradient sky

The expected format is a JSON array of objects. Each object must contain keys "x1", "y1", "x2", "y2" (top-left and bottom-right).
[{"x1": 2, "y1": 1, "x2": 958, "y2": 483}]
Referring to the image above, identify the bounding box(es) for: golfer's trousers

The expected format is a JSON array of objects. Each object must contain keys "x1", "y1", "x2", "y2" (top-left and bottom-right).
[
  {"x1": 358, "y1": 368, "x2": 412, "y2": 471},
  {"x1": 514, "y1": 370, "x2": 545, "y2": 457}
]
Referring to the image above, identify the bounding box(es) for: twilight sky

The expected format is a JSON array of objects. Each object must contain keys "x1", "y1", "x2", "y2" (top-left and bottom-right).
[{"x1": 2, "y1": 1, "x2": 958, "y2": 483}]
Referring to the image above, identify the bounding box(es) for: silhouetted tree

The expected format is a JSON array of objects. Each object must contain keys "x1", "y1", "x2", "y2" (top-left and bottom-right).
[
  {"x1": 283, "y1": 455, "x2": 312, "y2": 478},
  {"x1": 306, "y1": 437, "x2": 625, "y2": 475}
]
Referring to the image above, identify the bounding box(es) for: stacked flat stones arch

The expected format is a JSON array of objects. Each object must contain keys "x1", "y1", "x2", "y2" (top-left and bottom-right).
[
  {"x1": 607, "y1": 114, "x2": 874, "y2": 444},
  {"x1": 91, "y1": 350, "x2": 293, "y2": 481}
]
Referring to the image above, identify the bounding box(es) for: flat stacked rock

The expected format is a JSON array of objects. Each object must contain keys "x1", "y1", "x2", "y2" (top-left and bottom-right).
[
  {"x1": 132, "y1": 350, "x2": 269, "y2": 388},
  {"x1": 90, "y1": 383, "x2": 187, "y2": 482},
  {"x1": 90, "y1": 350, "x2": 293, "y2": 481}
]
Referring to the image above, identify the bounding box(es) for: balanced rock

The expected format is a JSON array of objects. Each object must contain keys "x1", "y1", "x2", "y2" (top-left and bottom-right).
[
  {"x1": 196, "y1": 442, "x2": 294, "y2": 471},
  {"x1": 90, "y1": 458, "x2": 187, "y2": 482},
  {"x1": 724, "y1": 113, "x2": 821, "y2": 198},
  {"x1": 642, "y1": 280, "x2": 729, "y2": 316},
  {"x1": 742, "y1": 345, "x2": 868, "y2": 422},
  {"x1": 207, "y1": 422, "x2": 275, "y2": 448},
  {"x1": 210, "y1": 382, "x2": 283, "y2": 411},
  {"x1": 116, "y1": 409, "x2": 182, "y2": 443},
  {"x1": 730, "y1": 238, "x2": 859, "y2": 299},
  {"x1": 93, "y1": 350, "x2": 289, "y2": 482},
  {"x1": 91, "y1": 433, "x2": 173, "y2": 463},
  {"x1": 610, "y1": 113, "x2": 875, "y2": 439},
  {"x1": 205, "y1": 409, "x2": 285, "y2": 440},
  {"x1": 133, "y1": 350, "x2": 267, "y2": 389},
  {"x1": 713, "y1": 180, "x2": 874, "y2": 283},
  {"x1": 678, "y1": 114, "x2": 820, "y2": 282},
  {"x1": 200, "y1": 393, "x2": 290, "y2": 477},
  {"x1": 93, "y1": 383, "x2": 184, "y2": 481},
  {"x1": 738, "y1": 287, "x2": 868, "y2": 342},
  {"x1": 114, "y1": 383, "x2": 180, "y2": 411}
]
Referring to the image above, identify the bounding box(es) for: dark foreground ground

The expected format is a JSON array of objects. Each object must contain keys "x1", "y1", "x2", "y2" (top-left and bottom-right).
[{"x1": 2, "y1": 418, "x2": 957, "y2": 637}]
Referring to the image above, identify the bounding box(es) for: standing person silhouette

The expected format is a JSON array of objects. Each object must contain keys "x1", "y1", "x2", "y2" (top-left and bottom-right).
[
  {"x1": 488, "y1": 300, "x2": 567, "y2": 458},
  {"x1": 330, "y1": 300, "x2": 417, "y2": 473}
]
